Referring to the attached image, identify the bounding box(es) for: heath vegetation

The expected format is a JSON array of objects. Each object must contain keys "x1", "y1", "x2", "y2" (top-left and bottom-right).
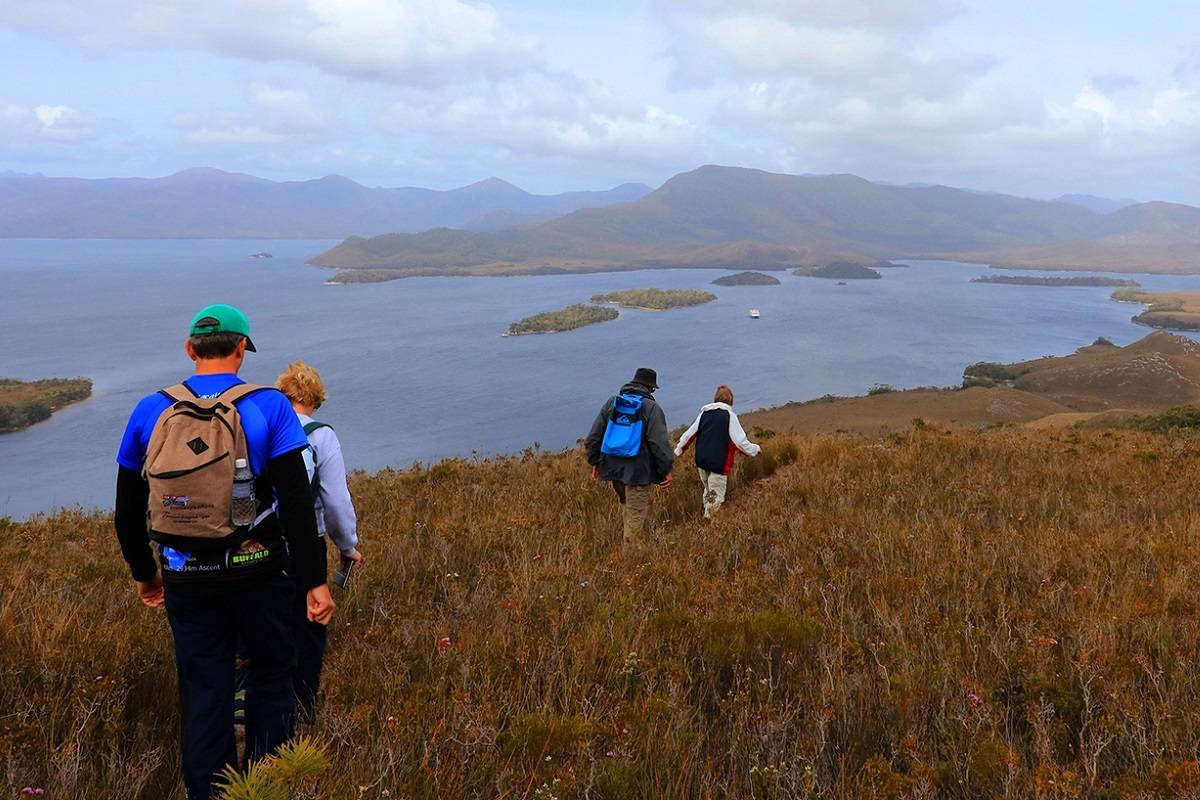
[{"x1": 8, "y1": 423, "x2": 1200, "y2": 797}]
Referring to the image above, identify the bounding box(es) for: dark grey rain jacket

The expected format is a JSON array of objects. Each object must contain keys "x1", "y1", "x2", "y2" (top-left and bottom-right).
[{"x1": 584, "y1": 382, "x2": 674, "y2": 486}]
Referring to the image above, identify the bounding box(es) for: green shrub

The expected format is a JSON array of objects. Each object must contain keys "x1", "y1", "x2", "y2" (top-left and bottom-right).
[
  {"x1": 217, "y1": 737, "x2": 329, "y2": 800},
  {"x1": 1129, "y1": 405, "x2": 1200, "y2": 433},
  {"x1": 498, "y1": 713, "x2": 603, "y2": 762}
]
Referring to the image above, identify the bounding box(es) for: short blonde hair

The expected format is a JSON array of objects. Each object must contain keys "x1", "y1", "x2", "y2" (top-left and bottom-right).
[
  {"x1": 713, "y1": 384, "x2": 734, "y2": 404},
  {"x1": 276, "y1": 361, "x2": 327, "y2": 409}
]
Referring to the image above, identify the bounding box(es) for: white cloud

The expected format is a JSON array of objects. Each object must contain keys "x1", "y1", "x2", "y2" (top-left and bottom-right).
[
  {"x1": 716, "y1": 73, "x2": 1200, "y2": 189},
  {"x1": 247, "y1": 84, "x2": 327, "y2": 132},
  {"x1": 169, "y1": 84, "x2": 327, "y2": 147},
  {"x1": 0, "y1": 0, "x2": 538, "y2": 85},
  {"x1": 0, "y1": 102, "x2": 93, "y2": 141},
  {"x1": 663, "y1": 3, "x2": 989, "y2": 97},
  {"x1": 381, "y1": 73, "x2": 700, "y2": 163},
  {"x1": 659, "y1": 0, "x2": 962, "y2": 31}
]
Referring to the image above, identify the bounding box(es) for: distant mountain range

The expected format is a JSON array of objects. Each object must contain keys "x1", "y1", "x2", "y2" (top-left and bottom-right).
[
  {"x1": 313, "y1": 165, "x2": 1200, "y2": 277},
  {"x1": 0, "y1": 168, "x2": 652, "y2": 238},
  {"x1": 1052, "y1": 194, "x2": 1139, "y2": 214}
]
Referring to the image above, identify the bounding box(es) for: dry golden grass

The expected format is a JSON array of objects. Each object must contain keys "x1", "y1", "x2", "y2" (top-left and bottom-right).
[{"x1": 6, "y1": 427, "x2": 1200, "y2": 798}]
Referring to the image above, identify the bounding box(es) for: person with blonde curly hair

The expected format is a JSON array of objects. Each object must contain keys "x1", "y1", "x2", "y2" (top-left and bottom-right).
[{"x1": 276, "y1": 360, "x2": 360, "y2": 720}]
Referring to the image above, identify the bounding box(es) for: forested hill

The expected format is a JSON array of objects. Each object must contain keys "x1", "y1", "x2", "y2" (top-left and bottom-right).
[{"x1": 313, "y1": 164, "x2": 1200, "y2": 276}]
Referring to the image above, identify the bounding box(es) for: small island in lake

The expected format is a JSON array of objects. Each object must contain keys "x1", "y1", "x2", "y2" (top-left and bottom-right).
[
  {"x1": 712, "y1": 271, "x2": 781, "y2": 286},
  {"x1": 1111, "y1": 289, "x2": 1200, "y2": 331},
  {"x1": 591, "y1": 288, "x2": 717, "y2": 310},
  {"x1": 324, "y1": 269, "x2": 405, "y2": 285},
  {"x1": 794, "y1": 262, "x2": 883, "y2": 280},
  {"x1": 1, "y1": 377, "x2": 92, "y2": 433},
  {"x1": 973, "y1": 275, "x2": 1140, "y2": 287},
  {"x1": 505, "y1": 304, "x2": 619, "y2": 336}
]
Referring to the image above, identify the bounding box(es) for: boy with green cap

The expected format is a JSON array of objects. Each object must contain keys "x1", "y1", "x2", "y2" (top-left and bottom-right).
[{"x1": 113, "y1": 303, "x2": 335, "y2": 799}]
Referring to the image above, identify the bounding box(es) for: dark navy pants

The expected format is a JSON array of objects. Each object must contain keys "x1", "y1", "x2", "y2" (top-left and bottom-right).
[
  {"x1": 292, "y1": 586, "x2": 327, "y2": 721},
  {"x1": 164, "y1": 570, "x2": 297, "y2": 800}
]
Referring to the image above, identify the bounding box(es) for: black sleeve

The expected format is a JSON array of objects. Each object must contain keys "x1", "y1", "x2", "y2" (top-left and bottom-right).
[
  {"x1": 269, "y1": 447, "x2": 327, "y2": 592},
  {"x1": 114, "y1": 466, "x2": 158, "y2": 582},
  {"x1": 584, "y1": 399, "x2": 612, "y2": 465},
  {"x1": 645, "y1": 401, "x2": 675, "y2": 480}
]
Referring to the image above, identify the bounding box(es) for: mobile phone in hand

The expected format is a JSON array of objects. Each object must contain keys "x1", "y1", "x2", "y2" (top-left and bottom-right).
[{"x1": 333, "y1": 557, "x2": 355, "y2": 589}]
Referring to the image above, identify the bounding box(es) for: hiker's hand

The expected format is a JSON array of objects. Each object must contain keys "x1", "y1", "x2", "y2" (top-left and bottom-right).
[
  {"x1": 345, "y1": 548, "x2": 363, "y2": 565},
  {"x1": 136, "y1": 571, "x2": 164, "y2": 608},
  {"x1": 658, "y1": 473, "x2": 673, "y2": 488},
  {"x1": 590, "y1": 466, "x2": 600, "y2": 481},
  {"x1": 307, "y1": 585, "x2": 336, "y2": 625}
]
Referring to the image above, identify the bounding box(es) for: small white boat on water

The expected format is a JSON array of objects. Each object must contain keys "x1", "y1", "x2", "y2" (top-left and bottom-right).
[{"x1": 749, "y1": 308, "x2": 761, "y2": 319}]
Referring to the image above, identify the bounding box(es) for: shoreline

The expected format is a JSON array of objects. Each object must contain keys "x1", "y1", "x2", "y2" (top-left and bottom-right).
[{"x1": 0, "y1": 378, "x2": 93, "y2": 435}]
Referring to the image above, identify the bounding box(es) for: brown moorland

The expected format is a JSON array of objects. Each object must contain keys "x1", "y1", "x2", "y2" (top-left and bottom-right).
[
  {"x1": 746, "y1": 332, "x2": 1200, "y2": 434},
  {"x1": 11, "y1": 424, "x2": 1200, "y2": 796},
  {"x1": 1111, "y1": 289, "x2": 1200, "y2": 331}
]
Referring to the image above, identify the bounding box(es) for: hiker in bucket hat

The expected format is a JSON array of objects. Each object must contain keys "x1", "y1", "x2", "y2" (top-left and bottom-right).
[{"x1": 584, "y1": 367, "x2": 675, "y2": 543}]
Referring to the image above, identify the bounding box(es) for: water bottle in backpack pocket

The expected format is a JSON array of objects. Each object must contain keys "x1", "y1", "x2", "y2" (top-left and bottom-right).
[
  {"x1": 142, "y1": 382, "x2": 263, "y2": 538},
  {"x1": 600, "y1": 393, "x2": 645, "y2": 457}
]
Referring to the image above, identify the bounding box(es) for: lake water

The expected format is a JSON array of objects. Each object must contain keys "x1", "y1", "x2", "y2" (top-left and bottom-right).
[{"x1": 3, "y1": 238, "x2": 1200, "y2": 520}]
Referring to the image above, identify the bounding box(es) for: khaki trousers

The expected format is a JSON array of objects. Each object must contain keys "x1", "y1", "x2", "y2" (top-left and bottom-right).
[
  {"x1": 698, "y1": 469, "x2": 728, "y2": 518},
  {"x1": 612, "y1": 481, "x2": 652, "y2": 542}
]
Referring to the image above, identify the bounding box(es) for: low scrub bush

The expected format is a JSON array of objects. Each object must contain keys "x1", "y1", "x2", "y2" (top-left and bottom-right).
[{"x1": 963, "y1": 362, "x2": 1020, "y2": 384}]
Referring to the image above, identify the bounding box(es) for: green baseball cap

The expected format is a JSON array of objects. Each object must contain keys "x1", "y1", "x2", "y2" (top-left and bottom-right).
[{"x1": 189, "y1": 304, "x2": 257, "y2": 352}]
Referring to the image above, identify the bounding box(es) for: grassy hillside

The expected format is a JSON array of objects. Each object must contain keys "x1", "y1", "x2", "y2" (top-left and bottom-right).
[
  {"x1": 746, "y1": 333, "x2": 1200, "y2": 435},
  {"x1": 9, "y1": 426, "x2": 1200, "y2": 797},
  {"x1": 1109, "y1": 289, "x2": 1200, "y2": 331}
]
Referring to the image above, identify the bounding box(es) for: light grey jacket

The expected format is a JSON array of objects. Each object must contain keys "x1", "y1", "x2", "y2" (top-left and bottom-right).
[{"x1": 299, "y1": 413, "x2": 359, "y2": 557}]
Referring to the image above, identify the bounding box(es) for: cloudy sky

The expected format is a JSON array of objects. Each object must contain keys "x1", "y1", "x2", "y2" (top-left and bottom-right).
[{"x1": 3, "y1": 0, "x2": 1199, "y2": 202}]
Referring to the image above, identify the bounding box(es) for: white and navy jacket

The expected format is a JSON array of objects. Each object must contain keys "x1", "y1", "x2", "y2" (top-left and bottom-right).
[{"x1": 674, "y1": 402, "x2": 761, "y2": 475}]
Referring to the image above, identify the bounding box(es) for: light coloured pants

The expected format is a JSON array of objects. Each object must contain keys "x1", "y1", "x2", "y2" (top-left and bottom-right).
[
  {"x1": 613, "y1": 481, "x2": 651, "y2": 543},
  {"x1": 698, "y1": 469, "x2": 728, "y2": 517}
]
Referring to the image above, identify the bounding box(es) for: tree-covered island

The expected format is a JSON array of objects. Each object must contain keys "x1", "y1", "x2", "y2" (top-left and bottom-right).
[
  {"x1": 505, "y1": 304, "x2": 620, "y2": 336},
  {"x1": 590, "y1": 288, "x2": 717, "y2": 309},
  {"x1": 1, "y1": 377, "x2": 93, "y2": 433}
]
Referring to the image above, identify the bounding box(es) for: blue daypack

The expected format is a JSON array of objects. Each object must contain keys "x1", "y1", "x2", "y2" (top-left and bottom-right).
[{"x1": 600, "y1": 393, "x2": 645, "y2": 457}]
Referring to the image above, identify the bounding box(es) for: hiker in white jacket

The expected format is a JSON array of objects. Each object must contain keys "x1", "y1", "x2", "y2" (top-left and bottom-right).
[{"x1": 674, "y1": 385, "x2": 760, "y2": 517}]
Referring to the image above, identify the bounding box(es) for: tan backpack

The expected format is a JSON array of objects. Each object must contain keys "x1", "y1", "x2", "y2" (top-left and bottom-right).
[{"x1": 143, "y1": 382, "x2": 263, "y2": 539}]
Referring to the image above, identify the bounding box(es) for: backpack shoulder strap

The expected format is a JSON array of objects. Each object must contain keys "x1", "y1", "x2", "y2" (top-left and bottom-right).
[
  {"x1": 159, "y1": 383, "x2": 192, "y2": 403},
  {"x1": 303, "y1": 420, "x2": 331, "y2": 436},
  {"x1": 216, "y1": 382, "x2": 266, "y2": 404}
]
